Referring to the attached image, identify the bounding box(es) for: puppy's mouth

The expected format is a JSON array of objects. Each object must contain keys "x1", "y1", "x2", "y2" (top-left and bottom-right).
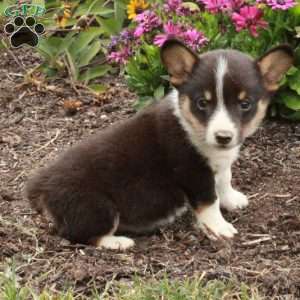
[
  {"x1": 211, "y1": 141, "x2": 241, "y2": 150},
  {"x1": 215, "y1": 144, "x2": 235, "y2": 150}
]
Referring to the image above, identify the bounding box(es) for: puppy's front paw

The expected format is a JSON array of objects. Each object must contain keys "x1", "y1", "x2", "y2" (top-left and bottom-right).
[
  {"x1": 196, "y1": 202, "x2": 238, "y2": 240},
  {"x1": 220, "y1": 189, "x2": 248, "y2": 211},
  {"x1": 198, "y1": 217, "x2": 238, "y2": 240},
  {"x1": 97, "y1": 236, "x2": 135, "y2": 250}
]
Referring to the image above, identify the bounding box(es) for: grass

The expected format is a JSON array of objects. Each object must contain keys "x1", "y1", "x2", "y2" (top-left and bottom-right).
[{"x1": 0, "y1": 264, "x2": 262, "y2": 300}]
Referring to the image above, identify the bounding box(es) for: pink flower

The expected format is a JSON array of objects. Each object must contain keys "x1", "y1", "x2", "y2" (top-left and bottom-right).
[
  {"x1": 227, "y1": 0, "x2": 244, "y2": 11},
  {"x1": 134, "y1": 10, "x2": 161, "y2": 38},
  {"x1": 164, "y1": 0, "x2": 194, "y2": 16},
  {"x1": 232, "y1": 6, "x2": 268, "y2": 37},
  {"x1": 154, "y1": 22, "x2": 184, "y2": 46},
  {"x1": 199, "y1": 0, "x2": 231, "y2": 13},
  {"x1": 108, "y1": 47, "x2": 132, "y2": 64},
  {"x1": 266, "y1": 0, "x2": 295, "y2": 10},
  {"x1": 198, "y1": 0, "x2": 244, "y2": 13},
  {"x1": 183, "y1": 28, "x2": 208, "y2": 50},
  {"x1": 164, "y1": 0, "x2": 182, "y2": 13}
]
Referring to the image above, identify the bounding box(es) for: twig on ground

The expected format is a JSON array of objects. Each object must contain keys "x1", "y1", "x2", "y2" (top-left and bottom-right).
[
  {"x1": 32, "y1": 129, "x2": 61, "y2": 154},
  {"x1": 242, "y1": 236, "x2": 272, "y2": 246}
]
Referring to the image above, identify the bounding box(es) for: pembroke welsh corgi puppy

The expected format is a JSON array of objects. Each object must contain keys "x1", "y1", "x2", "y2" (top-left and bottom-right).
[{"x1": 25, "y1": 40, "x2": 294, "y2": 250}]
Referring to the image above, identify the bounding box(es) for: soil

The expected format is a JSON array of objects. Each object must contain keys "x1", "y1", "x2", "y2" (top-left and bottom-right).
[{"x1": 0, "y1": 48, "x2": 300, "y2": 299}]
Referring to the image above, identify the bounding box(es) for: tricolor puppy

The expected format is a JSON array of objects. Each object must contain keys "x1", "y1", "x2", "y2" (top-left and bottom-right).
[{"x1": 25, "y1": 40, "x2": 293, "y2": 250}]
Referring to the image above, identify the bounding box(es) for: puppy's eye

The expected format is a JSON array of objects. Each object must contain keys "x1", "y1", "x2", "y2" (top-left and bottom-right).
[
  {"x1": 197, "y1": 99, "x2": 208, "y2": 110},
  {"x1": 240, "y1": 100, "x2": 252, "y2": 111}
]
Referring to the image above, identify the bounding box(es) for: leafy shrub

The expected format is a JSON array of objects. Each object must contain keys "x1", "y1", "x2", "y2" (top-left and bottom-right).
[
  {"x1": 109, "y1": 0, "x2": 300, "y2": 119},
  {"x1": 1, "y1": 1, "x2": 127, "y2": 94},
  {"x1": 35, "y1": 0, "x2": 128, "y2": 93}
]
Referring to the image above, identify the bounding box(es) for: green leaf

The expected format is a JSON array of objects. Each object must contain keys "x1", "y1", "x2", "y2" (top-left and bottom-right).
[
  {"x1": 96, "y1": 16, "x2": 121, "y2": 35},
  {"x1": 114, "y1": 0, "x2": 126, "y2": 30},
  {"x1": 77, "y1": 40, "x2": 101, "y2": 67},
  {"x1": 280, "y1": 91, "x2": 300, "y2": 110},
  {"x1": 286, "y1": 66, "x2": 298, "y2": 76},
  {"x1": 37, "y1": 33, "x2": 74, "y2": 61},
  {"x1": 74, "y1": 0, "x2": 113, "y2": 16},
  {"x1": 68, "y1": 27, "x2": 104, "y2": 59},
  {"x1": 88, "y1": 83, "x2": 107, "y2": 94},
  {"x1": 288, "y1": 70, "x2": 300, "y2": 95},
  {"x1": 153, "y1": 85, "x2": 165, "y2": 100},
  {"x1": 65, "y1": 49, "x2": 79, "y2": 80},
  {"x1": 78, "y1": 65, "x2": 111, "y2": 83}
]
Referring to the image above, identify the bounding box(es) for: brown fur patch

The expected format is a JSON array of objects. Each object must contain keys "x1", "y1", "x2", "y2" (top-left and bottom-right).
[
  {"x1": 238, "y1": 91, "x2": 247, "y2": 101},
  {"x1": 180, "y1": 95, "x2": 205, "y2": 138},
  {"x1": 243, "y1": 99, "x2": 269, "y2": 137},
  {"x1": 204, "y1": 90, "x2": 212, "y2": 101}
]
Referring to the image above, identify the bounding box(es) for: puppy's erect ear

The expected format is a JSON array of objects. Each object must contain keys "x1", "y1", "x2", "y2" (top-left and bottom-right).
[
  {"x1": 257, "y1": 45, "x2": 294, "y2": 92},
  {"x1": 161, "y1": 39, "x2": 199, "y2": 87}
]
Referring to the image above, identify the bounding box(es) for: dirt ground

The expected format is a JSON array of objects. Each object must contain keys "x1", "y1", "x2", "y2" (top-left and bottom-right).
[{"x1": 0, "y1": 48, "x2": 300, "y2": 299}]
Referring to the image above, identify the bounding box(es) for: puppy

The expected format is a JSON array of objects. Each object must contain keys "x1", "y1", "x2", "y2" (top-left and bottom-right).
[{"x1": 25, "y1": 40, "x2": 293, "y2": 250}]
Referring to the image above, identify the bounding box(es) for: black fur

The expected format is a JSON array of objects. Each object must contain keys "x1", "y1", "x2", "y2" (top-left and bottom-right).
[{"x1": 26, "y1": 100, "x2": 216, "y2": 244}]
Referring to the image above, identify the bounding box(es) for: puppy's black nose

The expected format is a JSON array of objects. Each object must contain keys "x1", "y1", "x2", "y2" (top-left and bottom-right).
[{"x1": 215, "y1": 131, "x2": 233, "y2": 145}]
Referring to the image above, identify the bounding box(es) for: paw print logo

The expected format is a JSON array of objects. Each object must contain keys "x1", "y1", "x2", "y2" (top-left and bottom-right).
[{"x1": 4, "y1": 16, "x2": 45, "y2": 48}]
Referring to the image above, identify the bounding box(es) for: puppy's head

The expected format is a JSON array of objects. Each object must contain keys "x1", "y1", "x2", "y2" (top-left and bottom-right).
[{"x1": 161, "y1": 40, "x2": 294, "y2": 149}]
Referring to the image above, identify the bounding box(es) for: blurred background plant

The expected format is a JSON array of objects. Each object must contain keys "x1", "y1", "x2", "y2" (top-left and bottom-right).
[
  {"x1": 108, "y1": 0, "x2": 300, "y2": 119},
  {"x1": 38, "y1": 0, "x2": 128, "y2": 94},
  {"x1": 0, "y1": 0, "x2": 128, "y2": 94}
]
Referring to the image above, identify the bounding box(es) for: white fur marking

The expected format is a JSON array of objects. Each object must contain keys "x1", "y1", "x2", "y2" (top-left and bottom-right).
[
  {"x1": 216, "y1": 56, "x2": 227, "y2": 104},
  {"x1": 205, "y1": 56, "x2": 238, "y2": 147},
  {"x1": 206, "y1": 107, "x2": 238, "y2": 147},
  {"x1": 154, "y1": 205, "x2": 188, "y2": 228},
  {"x1": 196, "y1": 199, "x2": 238, "y2": 240},
  {"x1": 215, "y1": 167, "x2": 249, "y2": 211},
  {"x1": 98, "y1": 236, "x2": 135, "y2": 250}
]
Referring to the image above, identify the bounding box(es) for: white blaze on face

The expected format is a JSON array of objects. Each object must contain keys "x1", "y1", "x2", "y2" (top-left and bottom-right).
[{"x1": 206, "y1": 56, "x2": 238, "y2": 147}]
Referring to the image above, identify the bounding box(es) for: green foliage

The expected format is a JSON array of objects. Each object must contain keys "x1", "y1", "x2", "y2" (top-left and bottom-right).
[
  {"x1": 35, "y1": 0, "x2": 126, "y2": 93},
  {"x1": 275, "y1": 60, "x2": 300, "y2": 120},
  {"x1": 125, "y1": 44, "x2": 168, "y2": 109}
]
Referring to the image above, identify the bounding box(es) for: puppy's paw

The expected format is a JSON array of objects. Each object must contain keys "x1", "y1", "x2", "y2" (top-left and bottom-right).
[
  {"x1": 220, "y1": 189, "x2": 248, "y2": 211},
  {"x1": 198, "y1": 217, "x2": 238, "y2": 240},
  {"x1": 97, "y1": 236, "x2": 135, "y2": 250},
  {"x1": 196, "y1": 202, "x2": 238, "y2": 240}
]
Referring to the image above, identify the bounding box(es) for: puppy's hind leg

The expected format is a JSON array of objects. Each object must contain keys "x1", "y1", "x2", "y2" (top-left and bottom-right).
[
  {"x1": 93, "y1": 215, "x2": 135, "y2": 251},
  {"x1": 48, "y1": 192, "x2": 135, "y2": 250}
]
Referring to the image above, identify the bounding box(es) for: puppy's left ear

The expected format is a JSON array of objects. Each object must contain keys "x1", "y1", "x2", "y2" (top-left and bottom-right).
[{"x1": 257, "y1": 45, "x2": 294, "y2": 92}]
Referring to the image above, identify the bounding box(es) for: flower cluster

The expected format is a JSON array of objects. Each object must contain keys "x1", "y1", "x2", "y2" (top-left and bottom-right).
[
  {"x1": 232, "y1": 6, "x2": 268, "y2": 37},
  {"x1": 134, "y1": 10, "x2": 161, "y2": 38},
  {"x1": 108, "y1": 0, "x2": 297, "y2": 64},
  {"x1": 107, "y1": 29, "x2": 135, "y2": 64},
  {"x1": 154, "y1": 22, "x2": 207, "y2": 51}
]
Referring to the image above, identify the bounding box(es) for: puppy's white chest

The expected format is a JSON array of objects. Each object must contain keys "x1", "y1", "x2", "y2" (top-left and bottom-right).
[{"x1": 202, "y1": 146, "x2": 240, "y2": 173}]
